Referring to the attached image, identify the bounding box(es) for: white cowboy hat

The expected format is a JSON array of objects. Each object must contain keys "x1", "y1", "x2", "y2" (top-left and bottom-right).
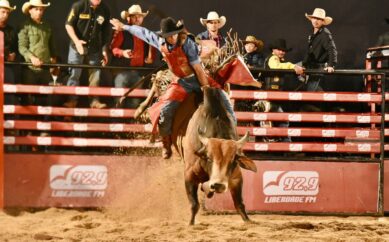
[
  {"x1": 305, "y1": 8, "x2": 333, "y2": 25},
  {"x1": 200, "y1": 11, "x2": 226, "y2": 28},
  {"x1": 0, "y1": 0, "x2": 16, "y2": 11},
  {"x1": 120, "y1": 4, "x2": 148, "y2": 20},
  {"x1": 22, "y1": 0, "x2": 50, "y2": 14}
]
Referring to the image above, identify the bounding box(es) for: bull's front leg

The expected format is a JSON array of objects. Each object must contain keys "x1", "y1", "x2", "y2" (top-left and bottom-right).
[
  {"x1": 229, "y1": 179, "x2": 250, "y2": 222},
  {"x1": 185, "y1": 180, "x2": 200, "y2": 225}
]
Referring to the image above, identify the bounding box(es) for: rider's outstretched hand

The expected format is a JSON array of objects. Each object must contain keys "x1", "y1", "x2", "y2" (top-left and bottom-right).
[{"x1": 110, "y1": 18, "x2": 124, "y2": 31}]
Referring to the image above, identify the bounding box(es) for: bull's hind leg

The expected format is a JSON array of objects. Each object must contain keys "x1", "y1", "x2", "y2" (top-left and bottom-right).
[
  {"x1": 230, "y1": 181, "x2": 250, "y2": 222},
  {"x1": 185, "y1": 181, "x2": 200, "y2": 225}
]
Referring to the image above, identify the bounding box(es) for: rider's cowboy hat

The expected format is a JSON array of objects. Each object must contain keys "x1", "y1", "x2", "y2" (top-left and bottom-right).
[
  {"x1": 200, "y1": 11, "x2": 226, "y2": 28},
  {"x1": 243, "y1": 35, "x2": 264, "y2": 51},
  {"x1": 120, "y1": 4, "x2": 148, "y2": 20},
  {"x1": 269, "y1": 39, "x2": 292, "y2": 52},
  {"x1": 156, "y1": 17, "x2": 185, "y2": 38},
  {"x1": 305, "y1": 8, "x2": 333, "y2": 25},
  {"x1": 0, "y1": 0, "x2": 16, "y2": 11},
  {"x1": 22, "y1": 0, "x2": 50, "y2": 14}
]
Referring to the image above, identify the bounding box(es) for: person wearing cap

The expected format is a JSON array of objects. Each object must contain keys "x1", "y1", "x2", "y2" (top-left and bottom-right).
[
  {"x1": 64, "y1": 0, "x2": 110, "y2": 109},
  {"x1": 265, "y1": 38, "x2": 304, "y2": 83},
  {"x1": 243, "y1": 35, "x2": 265, "y2": 68},
  {"x1": 18, "y1": 0, "x2": 56, "y2": 106},
  {"x1": 110, "y1": 4, "x2": 156, "y2": 108},
  {"x1": 303, "y1": 8, "x2": 337, "y2": 91},
  {"x1": 261, "y1": 39, "x2": 305, "y2": 142},
  {"x1": 197, "y1": 11, "x2": 226, "y2": 48},
  {"x1": 110, "y1": 17, "x2": 236, "y2": 159},
  {"x1": 376, "y1": 18, "x2": 389, "y2": 46},
  {"x1": 0, "y1": 0, "x2": 17, "y2": 100}
]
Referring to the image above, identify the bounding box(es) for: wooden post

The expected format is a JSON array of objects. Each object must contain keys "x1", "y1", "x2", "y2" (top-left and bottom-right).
[{"x1": 0, "y1": 31, "x2": 4, "y2": 208}]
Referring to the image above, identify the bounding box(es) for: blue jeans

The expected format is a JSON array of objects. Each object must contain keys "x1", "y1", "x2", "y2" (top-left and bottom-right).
[
  {"x1": 158, "y1": 76, "x2": 236, "y2": 136},
  {"x1": 67, "y1": 45, "x2": 102, "y2": 101},
  {"x1": 114, "y1": 70, "x2": 142, "y2": 108},
  {"x1": 306, "y1": 77, "x2": 322, "y2": 91},
  {"x1": 271, "y1": 104, "x2": 291, "y2": 142}
]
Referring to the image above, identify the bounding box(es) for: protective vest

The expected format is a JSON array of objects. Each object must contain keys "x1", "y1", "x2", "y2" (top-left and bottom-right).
[
  {"x1": 111, "y1": 31, "x2": 149, "y2": 67},
  {"x1": 160, "y1": 43, "x2": 194, "y2": 78}
]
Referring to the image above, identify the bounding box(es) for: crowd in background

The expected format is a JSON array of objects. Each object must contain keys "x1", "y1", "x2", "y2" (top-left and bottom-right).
[
  {"x1": 1, "y1": 0, "x2": 339, "y2": 109},
  {"x1": 1, "y1": 0, "x2": 387, "y2": 154}
]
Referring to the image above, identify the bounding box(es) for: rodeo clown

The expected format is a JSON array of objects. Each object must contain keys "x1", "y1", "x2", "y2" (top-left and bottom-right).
[{"x1": 110, "y1": 17, "x2": 237, "y2": 159}]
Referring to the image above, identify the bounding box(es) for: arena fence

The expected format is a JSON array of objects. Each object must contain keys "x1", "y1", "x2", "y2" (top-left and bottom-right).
[{"x1": 0, "y1": 33, "x2": 388, "y2": 215}]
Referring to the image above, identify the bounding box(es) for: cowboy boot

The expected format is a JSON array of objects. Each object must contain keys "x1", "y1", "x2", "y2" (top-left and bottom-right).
[{"x1": 161, "y1": 135, "x2": 172, "y2": 159}]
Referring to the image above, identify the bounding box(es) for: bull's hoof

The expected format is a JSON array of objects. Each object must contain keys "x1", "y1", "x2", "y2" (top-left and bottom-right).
[
  {"x1": 134, "y1": 104, "x2": 147, "y2": 119},
  {"x1": 162, "y1": 148, "x2": 172, "y2": 159}
]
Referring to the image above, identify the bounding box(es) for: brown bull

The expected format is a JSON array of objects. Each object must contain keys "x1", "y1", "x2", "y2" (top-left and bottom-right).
[{"x1": 172, "y1": 87, "x2": 257, "y2": 225}]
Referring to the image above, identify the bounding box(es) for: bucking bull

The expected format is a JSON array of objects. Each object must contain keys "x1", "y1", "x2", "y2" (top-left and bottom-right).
[
  {"x1": 127, "y1": 36, "x2": 259, "y2": 225},
  {"x1": 180, "y1": 86, "x2": 257, "y2": 225}
]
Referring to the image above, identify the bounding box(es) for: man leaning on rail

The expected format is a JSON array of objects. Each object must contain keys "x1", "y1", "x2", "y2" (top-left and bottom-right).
[
  {"x1": 302, "y1": 8, "x2": 337, "y2": 92},
  {"x1": 18, "y1": 0, "x2": 56, "y2": 107}
]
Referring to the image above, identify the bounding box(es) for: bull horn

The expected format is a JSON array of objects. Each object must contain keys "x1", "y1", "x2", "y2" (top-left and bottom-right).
[
  {"x1": 197, "y1": 127, "x2": 209, "y2": 146},
  {"x1": 236, "y1": 131, "x2": 250, "y2": 149}
]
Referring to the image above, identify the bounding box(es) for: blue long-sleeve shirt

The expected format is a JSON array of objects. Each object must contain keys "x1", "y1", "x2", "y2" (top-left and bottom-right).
[{"x1": 123, "y1": 25, "x2": 200, "y2": 65}]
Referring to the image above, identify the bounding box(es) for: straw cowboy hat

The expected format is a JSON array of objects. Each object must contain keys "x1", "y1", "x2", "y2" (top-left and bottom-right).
[
  {"x1": 269, "y1": 39, "x2": 292, "y2": 52},
  {"x1": 0, "y1": 0, "x2": 16, "y2": 11},
  {"x1": 156, "y1": 17, "x2": 185, "y2": 38},
  {"x1": 200, "y1": 11, "x2": 226, "y2": 28},
  {"x1": 243, "y1": 35, "x2": 264, "y2": 51},
  {"x1": 305, "y1": 8, "x2": 333, "y2": 25},
  {"x1": 120, "y1": 4, "x2": 148, "y2": 20},
  {"x1": 22, "y1": 0, "x2": 50, "y2": 14}
]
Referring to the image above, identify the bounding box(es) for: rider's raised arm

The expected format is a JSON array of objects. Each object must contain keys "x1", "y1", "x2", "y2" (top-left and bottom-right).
[{"x1": 122, "y1": 25, "x2": 161, "y2": 50}]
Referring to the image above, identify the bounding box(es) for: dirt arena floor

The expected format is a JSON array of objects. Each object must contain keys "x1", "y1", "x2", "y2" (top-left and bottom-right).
[{"x1": 1, "y1": 160, "x2": 389, "y2": 241}]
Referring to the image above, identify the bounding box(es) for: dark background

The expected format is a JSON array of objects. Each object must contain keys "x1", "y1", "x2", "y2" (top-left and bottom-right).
[{"x1": 7, "y1": 0, "x2": 389, "y2": 91}]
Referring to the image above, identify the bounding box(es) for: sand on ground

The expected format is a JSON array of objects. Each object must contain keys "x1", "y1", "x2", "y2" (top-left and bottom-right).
[{"x1": 1, "y1": 159, "x2": 389, "y2": 242}]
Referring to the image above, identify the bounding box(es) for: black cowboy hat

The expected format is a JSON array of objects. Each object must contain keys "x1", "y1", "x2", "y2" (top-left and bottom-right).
[
  {"x1": 268, "y1": 38, "x2": 292, "y2": 52},
  {"x1": 156, "y1": 17, "x2": 185, "y2": 38}
]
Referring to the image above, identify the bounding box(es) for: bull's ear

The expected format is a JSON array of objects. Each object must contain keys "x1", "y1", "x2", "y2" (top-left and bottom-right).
[{"x1": 236, "y1": 156, "x2": 257, "y2": 172}]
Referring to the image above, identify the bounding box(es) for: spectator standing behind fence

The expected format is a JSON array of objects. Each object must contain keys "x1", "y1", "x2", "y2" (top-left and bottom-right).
[
  {"x1": 243, "y1": 35, "x2": 265, "y2": 68},
  {"x1": 64, "y1": 0, "x2": 110, "y2": 109},
  {"x1": 260, "y1": 39, "x2": 304, "y2": 142},
  {"x1": 18, "y1": 0, "x2": 56, "y2": 106},
  {"x1": 302, "y1": 8, "x2": 337, "y2": 92},
  {"x1": 110, "y1": 4, "x2": 155, "y2": 108},
  {"x1": 0, "y1": 0, "x2": 17, "y2": 104},
  {"x1": 197, "y1": 11, "x2": 226, "y2": 48}
]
